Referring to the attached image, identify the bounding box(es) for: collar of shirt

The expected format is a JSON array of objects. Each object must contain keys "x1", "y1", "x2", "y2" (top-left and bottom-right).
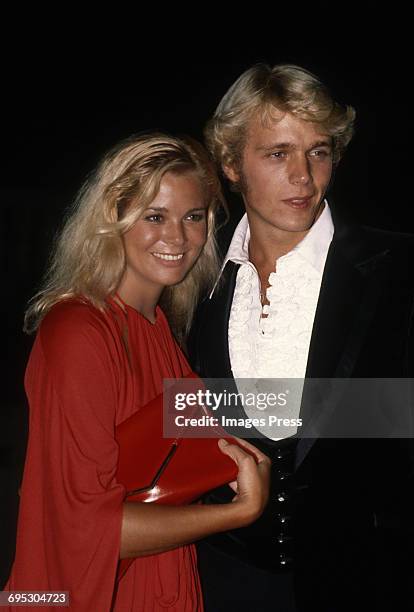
[{"x1": 210, "y1": 200, "x2": 334, "y2": 298}]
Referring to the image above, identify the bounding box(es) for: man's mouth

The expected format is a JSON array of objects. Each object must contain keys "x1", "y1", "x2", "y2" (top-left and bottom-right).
[{"x1": 282, "y1": 196, "x2": 314, "y2": 208}]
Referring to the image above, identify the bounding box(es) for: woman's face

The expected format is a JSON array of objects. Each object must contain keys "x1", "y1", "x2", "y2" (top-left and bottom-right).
[{"x1": 120, "y1": 170, "x2": 208, "y2": 302}]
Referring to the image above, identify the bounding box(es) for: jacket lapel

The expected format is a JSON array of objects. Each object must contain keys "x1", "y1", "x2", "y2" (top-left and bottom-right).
[
  {"x1": 295, "y1": 225, "x2": 392, "y2": 468},
  {"x1": 199, "y1": 261, "x2": 239, "y2": 379}
]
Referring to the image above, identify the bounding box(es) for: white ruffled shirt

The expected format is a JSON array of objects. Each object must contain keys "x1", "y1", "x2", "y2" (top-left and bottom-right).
[{"x1": 224, "y1": 202, "x2": 334, "y2": 380}]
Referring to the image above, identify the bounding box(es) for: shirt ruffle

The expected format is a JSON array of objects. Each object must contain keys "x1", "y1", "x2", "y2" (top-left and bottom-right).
[{"x1": 229, "y1": 253, "x2": 322, "y2": 379}]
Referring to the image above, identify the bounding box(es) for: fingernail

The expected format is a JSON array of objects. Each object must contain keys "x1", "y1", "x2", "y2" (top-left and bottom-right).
[{"x1": 218, "y1": 438, "x2": 228, "y2": 447}]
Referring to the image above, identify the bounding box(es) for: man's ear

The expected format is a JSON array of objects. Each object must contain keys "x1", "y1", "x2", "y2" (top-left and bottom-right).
[{"x1": 223, "y1": 164, "x2": 239, "y2": 183}]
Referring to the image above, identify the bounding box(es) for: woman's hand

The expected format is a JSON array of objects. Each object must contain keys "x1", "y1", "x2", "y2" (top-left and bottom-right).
[
  {"x1": 218, "y1": 437, "x2": 271, "y2": 526},
  {"x1": 120, "y1": 437, "x2": 271, "y2": 559}
]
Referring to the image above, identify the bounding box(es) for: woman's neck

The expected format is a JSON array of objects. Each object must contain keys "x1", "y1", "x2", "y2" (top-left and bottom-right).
[{"x1": 114, "y1": 284, "x2": 161, "y2": 324}]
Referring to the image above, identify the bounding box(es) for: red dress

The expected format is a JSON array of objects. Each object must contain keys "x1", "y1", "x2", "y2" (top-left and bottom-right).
[{"x1": 6, "y1": 298, "x2": 203, "y2": 611}]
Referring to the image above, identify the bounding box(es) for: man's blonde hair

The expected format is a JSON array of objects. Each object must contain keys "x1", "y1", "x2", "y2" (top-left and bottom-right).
[
  {"x1": 25, "y1": 132, "x2": 226, "y2": 342},
  {"x1": 205, "y1": 63, "x2": 356, "y2": 187}
]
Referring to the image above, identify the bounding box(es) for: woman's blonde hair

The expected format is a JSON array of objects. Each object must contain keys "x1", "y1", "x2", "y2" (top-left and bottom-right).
[
  {"x1": 205, "y1": 63, "x2": 356, "y2": 188},
  {"x1": 24, "y1": 132, "x2": 226, "y2": 342}
]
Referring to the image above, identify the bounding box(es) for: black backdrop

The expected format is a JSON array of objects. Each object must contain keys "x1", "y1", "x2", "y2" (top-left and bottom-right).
[{"x1": 1, "y1": 42, "x2": 409, "y2": 587}]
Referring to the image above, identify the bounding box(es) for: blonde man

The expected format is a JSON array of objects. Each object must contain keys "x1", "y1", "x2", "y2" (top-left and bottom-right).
[{"x1": 189, "y1": 64, "x2": 414, "y2": 611}]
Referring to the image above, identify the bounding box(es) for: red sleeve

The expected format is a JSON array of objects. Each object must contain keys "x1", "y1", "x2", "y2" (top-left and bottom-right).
[{"x1": 7, "y1": 301, "x2": 126, "y2": 612}]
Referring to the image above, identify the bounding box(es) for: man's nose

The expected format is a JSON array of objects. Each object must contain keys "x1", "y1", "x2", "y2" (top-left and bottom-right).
[{"x1": 289, "y1": 155, "x2": 311, "y2": 185}]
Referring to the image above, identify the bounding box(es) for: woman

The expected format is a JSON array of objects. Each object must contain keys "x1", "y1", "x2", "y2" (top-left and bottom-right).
[{"x1": 6, "y1": 133, "x2": 270, "y2": 611}]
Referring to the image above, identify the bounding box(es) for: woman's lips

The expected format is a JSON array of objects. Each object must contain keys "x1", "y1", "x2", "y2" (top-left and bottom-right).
[
  {"x1": 151, "y1": 252, "x2": 187, "y2": 267},
  {"x1": 282, "y1": 196, "x2": 313, "y2": 209}
]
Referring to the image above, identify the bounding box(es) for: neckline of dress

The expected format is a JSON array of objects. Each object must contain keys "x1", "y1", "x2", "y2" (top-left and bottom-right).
[{"x1": 109, "y1": 294, "x2": 160, "y2": 327}]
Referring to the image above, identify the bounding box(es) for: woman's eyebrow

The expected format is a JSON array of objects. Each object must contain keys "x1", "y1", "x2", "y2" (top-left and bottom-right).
[{"x1": 145, "y1": 206, "x2": 207, "y2": 212}]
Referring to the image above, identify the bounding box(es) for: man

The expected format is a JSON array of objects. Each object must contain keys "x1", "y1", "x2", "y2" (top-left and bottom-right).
[{"x1": 189, "y1": 64, "x2": 414, "y2": 611}]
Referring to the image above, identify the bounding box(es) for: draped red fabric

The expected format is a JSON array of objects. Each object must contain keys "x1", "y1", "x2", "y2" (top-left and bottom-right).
[{"x1": 6, "y1": 298, "x2": 203, "y2": 611}]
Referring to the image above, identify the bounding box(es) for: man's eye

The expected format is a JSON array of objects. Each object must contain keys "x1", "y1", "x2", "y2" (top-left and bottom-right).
[
  {"x1": 310, "y1": 149, "x2": 330, "y2": 158},
  {"x1": 270, "y1": 151, "x2": 286, "y2": 159}
]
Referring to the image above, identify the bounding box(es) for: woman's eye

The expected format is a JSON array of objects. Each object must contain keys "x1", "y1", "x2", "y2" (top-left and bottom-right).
[
  {"x1": 145, "y1": 214, "x2": 163, "y2": 223},
  {"x1": 186, "y1": 213, "x2": 205, "y2": 222}
]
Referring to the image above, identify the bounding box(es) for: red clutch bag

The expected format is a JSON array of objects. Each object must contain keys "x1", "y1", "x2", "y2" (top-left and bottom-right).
[{"x1": 115, "y1": 373, "x2": 247, "y2": 580}]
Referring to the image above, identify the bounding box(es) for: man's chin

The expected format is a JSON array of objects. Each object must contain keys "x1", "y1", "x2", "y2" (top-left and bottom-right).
[
  {"x1": 276, "y1": 220, "x2": 317, "y2": 234},
  {"x1": 281, "y1": 207, "x2": 323, "y2": 233}
]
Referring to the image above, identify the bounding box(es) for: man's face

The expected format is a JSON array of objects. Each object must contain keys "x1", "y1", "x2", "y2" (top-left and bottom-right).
[{"x1": 227, "y1": 112, "x2": 333, "y2": 237}]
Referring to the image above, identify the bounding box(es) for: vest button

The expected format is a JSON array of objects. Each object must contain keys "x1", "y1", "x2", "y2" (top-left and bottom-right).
[
  {"x1": 276, "y1": 514, "x2": 290, "y2": 524},
  {"x1": 276, "y1": 470, "x2": 291, "y2": 481},
  {"x1": 277, "y1": 534, "x2": 292, "y2": 544},
  {"x1": 279, "y1": 554, "x2": 293, "y2": 567},
  {"x1": 275, "y1": 448, "x2": 291, "y2": 460}
]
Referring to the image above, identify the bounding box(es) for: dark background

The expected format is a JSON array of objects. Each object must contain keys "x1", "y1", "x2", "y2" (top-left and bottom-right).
[{"x1": 1, "y1": 39, "x2": 409, "y2": 586}]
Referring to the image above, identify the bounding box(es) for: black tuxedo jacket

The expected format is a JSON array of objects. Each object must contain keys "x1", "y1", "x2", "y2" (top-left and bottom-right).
[{"x1": 188, "y1": 222, "x2": 414, "y2": 610}]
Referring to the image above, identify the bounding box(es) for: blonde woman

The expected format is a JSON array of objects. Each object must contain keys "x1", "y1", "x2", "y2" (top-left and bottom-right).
[{"x1": 6, "y1": 133, "x2": 270, "y2": 611}]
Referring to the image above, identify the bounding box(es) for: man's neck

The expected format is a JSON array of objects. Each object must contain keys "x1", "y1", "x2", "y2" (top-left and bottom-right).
[
  {"x1": 248, "y1": 224, "x2": 308, "y2": 270},
  {"x1": 245, "y1": 201, "x2": 325, "y2": 269}
]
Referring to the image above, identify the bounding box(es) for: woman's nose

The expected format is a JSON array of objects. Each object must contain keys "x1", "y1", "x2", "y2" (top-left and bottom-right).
[{"x1": 163, "y1": 221, "x2": 186, "y2": 246}]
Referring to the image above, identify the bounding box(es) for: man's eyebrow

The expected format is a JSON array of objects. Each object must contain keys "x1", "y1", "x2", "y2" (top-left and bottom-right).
[
  {"x1": 256, "y1": 142, "x2": 293, "y2": 152},
  {"x1": 310, "y1": 140, "x2": 332, "y2": 149},
  {"x1": 256, "y1": 139, "x2": 332, "y2": 152}
]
